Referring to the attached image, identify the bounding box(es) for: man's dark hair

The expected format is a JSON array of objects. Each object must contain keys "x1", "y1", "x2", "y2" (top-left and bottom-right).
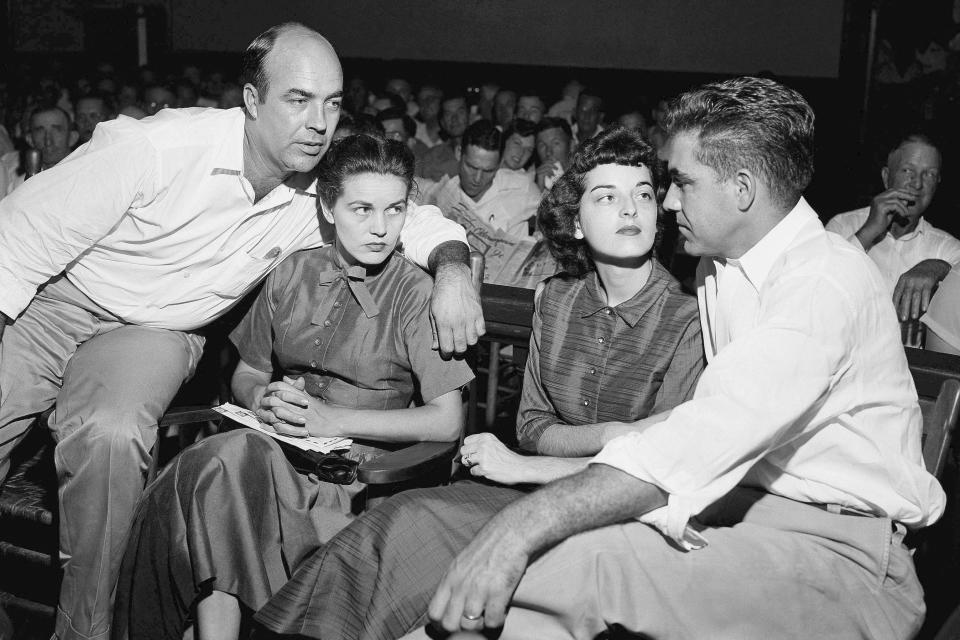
[
  {"x1": 538, "y1": 126, "x2": 666, "y2": 277},
  {"x1": 29, "y1": 105, "x2": 73, "y2": 129},
  {"x1": 316, "y1": 134, "x2": 415, "y2": 210},
  {"x1": 76, "y1": 93, "x2": 115, "y2": 117},
  {"x1": 460, "y1": 119, "x2": 501, "y2": 154},
  {"x1": 376, "y1": 107, "x2": 417, "y2": 138},
  {"x1": 441, "y1": 92, "x2": 469, "y2": 109},
  {"x1": 378, "y1": 92, "x2": 407, "y2": 112},
  {"x1": 535, "y1": 117, "x2": 572, "y2": 142},
  {"x1": 240, "y1": 22, "x2": 311, "y2": 103},
  {"x1": 576, "y1": 90, "x2": 604, "y2": 110},
  {"x1": 662, "y1": 76, "x2": 815, "y2": 208},
  {"x1": 517, "y1": 89, "x2": 544, "y2": 103},
  {"x1": 337, "y1": 112, "x2": 384, "y2": 138}
]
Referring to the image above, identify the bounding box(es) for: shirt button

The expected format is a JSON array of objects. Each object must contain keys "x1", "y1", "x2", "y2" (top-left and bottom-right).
[
  {"x1": 309, "y1": 360, "x2": 318, "y2": 369},
  {"x1": 265, "y1": 246, "x2": 281, "y2": 259},
  {"x1": 333, "y1": 302, "x2": 342, "y2": 308},
  {"x1": 589, "y1": 367, "x2": 596, "y2": 374},
  {"x1": 597, "y1": 337, "x2": 605, "y2": 344},
  {"x1": 604, "y1": 308, "x2": 612, "y2": 315},
  {"x1": 583, "y1": 400, "x2": 589, "y2": 406},
  {"x1": 324, "y1": 320, "x2": 332, "y2": 327},
  {"x1": 314, "y1": 338, "x2": 321, "y2": 346}
]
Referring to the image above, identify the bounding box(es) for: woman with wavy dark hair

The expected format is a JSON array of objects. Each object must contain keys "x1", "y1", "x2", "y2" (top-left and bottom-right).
[
  {"x1": 112, "y1": 134, "x2": 474, "y2": 640},
  {"x1": 251, "y1": 127, "x2": 706, "y2": 640}
]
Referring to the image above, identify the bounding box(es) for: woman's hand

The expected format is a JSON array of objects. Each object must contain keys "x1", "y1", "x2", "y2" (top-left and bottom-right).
[
  {"x1": 255, "y1": 376, "x2": 311, "y2": 436},
  {"x1": 460, "y1": 433, "x2": 529, "y2": 485},
  {"x1": 301, "y1": 395, "x2": 346, "y2": 438}
]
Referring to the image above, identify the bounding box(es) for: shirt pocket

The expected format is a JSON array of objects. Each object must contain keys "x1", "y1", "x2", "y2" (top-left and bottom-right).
[{"x1": 210, "y1": 249, "x2": 277, "y2": 299}]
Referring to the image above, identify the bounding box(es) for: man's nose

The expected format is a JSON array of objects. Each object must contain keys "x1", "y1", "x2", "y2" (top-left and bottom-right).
[
  {"x1": 306, "y1": 103, "x2": 327, "y2": 134},
  {"x1": 662, "y1": 183, "x2": 681, "y2": 213}
]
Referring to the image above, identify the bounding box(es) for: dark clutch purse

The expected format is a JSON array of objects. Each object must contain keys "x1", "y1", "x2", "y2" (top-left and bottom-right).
[{"x1": 274, "y1": 439, "x2": 359, "y2": 485}]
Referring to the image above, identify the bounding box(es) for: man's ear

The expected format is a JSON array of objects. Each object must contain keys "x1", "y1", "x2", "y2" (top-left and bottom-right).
[
  {"x1": 733, "y1": 169, "x2": 757, "y2": 212},
  {"x1": 881, "y1": 166, "x2": 890, "y2": 190},
  {"x1": 242, "y1": 83, "x2": 259, "y2": 119},
  {"x1": 25, "y1": 134, "x2": 36, "y2": 149},
  {"x1": 319, "y1": 200, "x2": 335, "y2": 225},
  {"x1": 68, "y1": 131, "x2": 79, "y2": 147}
]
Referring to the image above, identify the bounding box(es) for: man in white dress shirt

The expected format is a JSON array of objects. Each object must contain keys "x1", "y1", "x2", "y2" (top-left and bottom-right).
[
  {"x1": 407, "y1": 77, "x2": 944, "y2": 640},
  {"x1": 419, "y1": 120, "x2": 541, "y2": 239},
  {"x1": 0, "y1": 23, "x2": 479, "y2": 640},
  {"x1": 826, "y1": 133, "x2": 960, "y2": 322}
]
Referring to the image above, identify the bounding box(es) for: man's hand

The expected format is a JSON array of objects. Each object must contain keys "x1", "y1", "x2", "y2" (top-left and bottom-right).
[
  {"x1": 430, "y1": 262, "x2": 485, "y2": 355},
  {"x1": 893, "y1": 259, "x2": 951, "y2": 321},
  {"x1": 534, "y1": 162, "x2": 562, "y2": 192},
  {"x1": 427, "y1": 516, "x2": 529, "y2": 634},
  {"x1": 460, "y1": 433, "x2": 528, "y2": 485},
  {"x1": 855, "y1": 186, "x2": 919, "y2": 249}
]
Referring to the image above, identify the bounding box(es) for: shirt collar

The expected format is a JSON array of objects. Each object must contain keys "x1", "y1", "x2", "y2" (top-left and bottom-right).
[
  {"x1": 579, "y1": 260, "x2": 672, "y2": 327},
  {"x1": 209, "y1": 108, "x2": 317, "y2": 197},
  {"x1": 891, "y1": 216, "x2": 929, "y2": 242},
  {"x1": 209, "y1": 107, "x2": 245, "y2": 175},
  {"x1": 313, "y1": 247, "x2": 380, "y2": 319},
  {"x1": 719, "y1": 196, "x2": 818, "y2": 293}
]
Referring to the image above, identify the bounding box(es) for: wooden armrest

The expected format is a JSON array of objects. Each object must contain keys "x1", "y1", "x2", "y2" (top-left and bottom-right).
[
  {"x1": 358, "y1": 441, "x2": 459, "y2": 485},
  {"x1": 158, "y1": 406, "x2": 222, "y2": 428}
]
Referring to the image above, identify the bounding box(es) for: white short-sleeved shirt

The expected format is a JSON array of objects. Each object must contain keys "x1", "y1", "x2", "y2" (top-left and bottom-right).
[{"x1": 0, "y1": 107, "x2": 466, "y2": 330}]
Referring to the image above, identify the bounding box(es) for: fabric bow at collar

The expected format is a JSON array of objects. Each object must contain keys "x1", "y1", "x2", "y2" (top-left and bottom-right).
[{"x1": 314, "y1": 263, "x2": 379, "y2": 320}]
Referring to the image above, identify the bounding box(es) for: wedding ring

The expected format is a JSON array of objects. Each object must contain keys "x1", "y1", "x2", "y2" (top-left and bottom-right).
[
  {"x1": 462, "y1": 454, "x2": 472, "y2": 466},
  {"x1": 462, "y1": 612, "x2": 483, "y2": 621}
]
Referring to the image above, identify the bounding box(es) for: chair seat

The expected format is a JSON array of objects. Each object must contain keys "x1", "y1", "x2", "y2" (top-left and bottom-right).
[
  {"x1": 0, "y1": 427, "x2": 57, "y2": 548},
  {"x1": 0, "y1": 427, "x2": 60, "y2": 615}
]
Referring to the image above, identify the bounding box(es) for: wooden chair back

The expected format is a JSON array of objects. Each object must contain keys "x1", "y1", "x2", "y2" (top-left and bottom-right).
[{"x1": 906, "y1": 347, "x2": 960, "y2": 478}]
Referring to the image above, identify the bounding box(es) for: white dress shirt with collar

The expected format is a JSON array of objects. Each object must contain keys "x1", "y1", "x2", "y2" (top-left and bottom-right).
[
  {"x1": 419, "y1": 168, "x2": 541, "y2": 239},
  {"x1": 0, "y1": 107, "x2": 465, "y2": 330},
  {"x1": 593, "y1": 197, "x2": 945, "y2": 545},
  {"x1": 825, "y1": 206, "x2": 960, "y2": 291}
]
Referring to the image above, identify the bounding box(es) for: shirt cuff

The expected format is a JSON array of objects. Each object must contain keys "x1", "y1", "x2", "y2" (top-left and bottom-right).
[
  {"x1": 403, "y1": 204, "x2": 468, "y2": 268},
  {"x1": 590, "y1": 432, "x2": 699, "y2": 548},
  {"x1": 0, "y1": 270, "x2": 36, "y2": 319}
]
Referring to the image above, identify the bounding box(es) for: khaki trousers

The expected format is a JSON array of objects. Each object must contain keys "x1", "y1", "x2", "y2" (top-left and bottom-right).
[
  {"x1": 0, "y1": 275, "x2": 204, "y2": 640},
  {"x1": 403, "y1": 488, "x2": 925, "y2": 640}
]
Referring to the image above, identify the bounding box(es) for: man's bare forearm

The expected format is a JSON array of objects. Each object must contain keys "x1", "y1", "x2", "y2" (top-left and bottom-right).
[
  {"x1": 492, "y1": 463, "x2": 667, "y2": 557},
  {"x1": 427, "y1": 240, "x2": 470, "y2": 275}
]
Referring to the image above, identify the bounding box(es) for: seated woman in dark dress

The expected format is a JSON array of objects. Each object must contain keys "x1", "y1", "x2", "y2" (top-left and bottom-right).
[
  {"x1": 253, "y1": 127, "x2": 706, "y2": 640},
  {"x1": 111, "y1": 134, "x2": 474, "y2": 640}
]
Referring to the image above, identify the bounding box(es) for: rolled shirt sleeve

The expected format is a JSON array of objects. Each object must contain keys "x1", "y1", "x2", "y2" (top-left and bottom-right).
[
  {"x1": 0, "y1": 125, "x2": 159, "y2": 319},
  {"x1": 399, "y1": 202, "x2": 468, "y2": 268}
]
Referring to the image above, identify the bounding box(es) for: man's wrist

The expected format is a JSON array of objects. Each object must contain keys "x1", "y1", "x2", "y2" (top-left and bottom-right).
[
  {"x1": 922, "y1": 258, "x2": 951, "y2": 280},
  {"x1": 427, "y1": 240, "x2": 470, "y2": 275},
  {"x1": 855, "y1": 225, "x2": 883, "y2": 250},
  {"x1": 435, "y1": 261, "x2": 471, "y2": 282}
]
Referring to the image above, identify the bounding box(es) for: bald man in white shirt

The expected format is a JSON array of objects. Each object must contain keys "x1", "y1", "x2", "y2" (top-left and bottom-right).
[
  {"x1": 397, "y1": 77, "x2": 943, "y2": 640},
  {"x1": 0, "y1": 23, "x2": 480, "y2": 640},
  {"x1": 826, "y1": 133, "x2": 960, "y2": 324}
]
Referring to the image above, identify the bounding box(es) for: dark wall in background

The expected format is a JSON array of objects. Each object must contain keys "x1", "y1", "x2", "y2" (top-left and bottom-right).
[{"x1": 168, "y1": 0, "x2": 844, "y2": 78}]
